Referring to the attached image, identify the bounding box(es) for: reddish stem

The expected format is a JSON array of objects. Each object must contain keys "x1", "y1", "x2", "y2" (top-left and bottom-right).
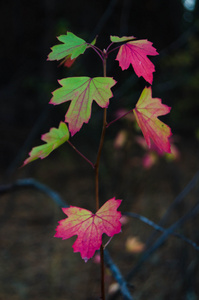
[
  {"x1": 67, "y1": 141, "x2": 94, "y2": 169},
  {"x1": 87, "y1": 43, "x2": 104, "y2": 62},
  {"x1": 106, "y1": 109, "x2": 134, "y2": 128},
  {"x1": 106, "y1": 45, "x2": 121, "y2": 55},
  {"x1": 94, "y1": 106, "x2": 107, "y2": 211},
  {"x1": 100, "y1": 245, "x2": 105, "y2": 299},
  {"x1": 94, "y1": 52, "x2": 107, "y2": 300}
]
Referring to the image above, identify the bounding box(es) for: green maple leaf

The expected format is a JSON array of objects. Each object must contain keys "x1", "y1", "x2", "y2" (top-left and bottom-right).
[
  {"x1": 23, "y1": 122, "x2": 69, "y2": 165},
  {"x1": 50, "y1": 77, "x2": 116, "y2": 136},
  {"x1": 48, "y1": 32, "x2": 95, "y2": 62}
]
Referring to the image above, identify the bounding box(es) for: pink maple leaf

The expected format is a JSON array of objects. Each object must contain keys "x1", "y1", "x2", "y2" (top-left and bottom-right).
[
  {"x1": 55, "y1": 198, "x2": 122, "y2": 262},
  {"x1": 133, "y1": 87, "x2": 172, "y2": 153},
  {"x1": 115, "y1": 39, "x2": 158, "y2": 84}
]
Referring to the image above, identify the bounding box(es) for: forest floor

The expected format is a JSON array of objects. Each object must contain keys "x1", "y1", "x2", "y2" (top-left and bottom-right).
[{"x1": 0, "y1": 136, "x2": 199, "y2": 300}]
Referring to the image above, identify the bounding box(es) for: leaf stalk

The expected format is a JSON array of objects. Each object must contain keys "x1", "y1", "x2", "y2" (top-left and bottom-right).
[
  {"x1": 106, "y1": 109, "x2": 134, "y2": 128},
  {"x1": 67, "y1": 141, "x2": 94, "y2": 168}
]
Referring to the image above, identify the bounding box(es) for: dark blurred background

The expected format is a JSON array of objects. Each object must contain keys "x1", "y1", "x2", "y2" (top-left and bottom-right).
[{"x1": 1, "y1": 0, "x2": 199, "y2": 299}]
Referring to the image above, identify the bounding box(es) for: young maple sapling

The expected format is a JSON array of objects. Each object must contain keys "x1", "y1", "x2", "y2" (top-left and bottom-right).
[{"x1": 23, "y1": 31, "x2": 172, "y2": 298}]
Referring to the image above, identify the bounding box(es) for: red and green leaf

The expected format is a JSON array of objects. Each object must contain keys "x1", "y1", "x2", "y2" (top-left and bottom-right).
[
  {"x1": 23, "y1": 122, "x2": 69, "y2": 166},
  {"x1": 50, "y1": 77, "x2": 116, "y2": 136},
  {"x1": 133, "y1": 87, "x2": 172, "y2": 153},
  {"x1": 111, "y1": 35, "x2": 158, "y2": 84},
  {"x1": 55, "y1": 198, "x2": 122, "y2": 262},
  {"x1": 48, "y1": 32, "x2": 89, "y2": 62}
]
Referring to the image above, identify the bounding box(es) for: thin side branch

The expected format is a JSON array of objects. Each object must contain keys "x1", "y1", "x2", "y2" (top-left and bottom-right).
[
  {"x1": 106, "y1": 109, "x2": 133, "y2": 128},
  {"x1": 88, "y1": 43, "x2": 104, "y2": 61},
  {"x1": 67, "y1": 140, "x2": 94, "y2": 169}
]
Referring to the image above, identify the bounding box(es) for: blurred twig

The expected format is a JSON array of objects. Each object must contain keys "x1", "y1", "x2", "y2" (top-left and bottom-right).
[
  {"x1": 0, "y1": 178, "x2": 68, "y2": 208},
  {"x1": 126, "y1": 201, "x2": 199, "y2": 280},
  {"x1": 123, "y1": 211, "x2": 199, "y2": 251},
  {"x1": 104, "y1": 249, "x2": 133, "y2": 300},
  {"x1": 119, "y1": 0, "x2": 132, "y2": 36},
  {"x1": 146, "y1": 170, "x2": 199, "y2": 246},
  {"x1": 91, "y1": 0, "x2": 119, "y2": 39},
  {"x1": 160, "y1": 19, "x2": 199, "y2": 55}
]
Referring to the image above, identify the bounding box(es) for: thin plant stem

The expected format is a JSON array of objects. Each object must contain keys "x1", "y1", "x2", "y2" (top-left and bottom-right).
[
  {"x1": 88, "y1": 43, "x2": 104, "y2": 62},
  {"x1": 106, "y1": 44, "x2": 121, "y2": 55},
  {"x1": 106, "y1": 109, "x2": 134, "y2": 128},
  {"x1": 100, "y1": 245, "x2": 105, "y2": 299},
  {"x1": 95, "y1": 107, "x2": 107, "y2": 210},
  {"x1": 105, "y1": 42, "x2": 114, "y2": 52},
  {"x1": 94, "y1": 52, "x2": 107, "y2": 300},
  {"x1": 67, "y1": 141, "x2": 94, "y2": 169},
  {"x1": 94, "y1": 54, "x2": 107, "y2": 210}
]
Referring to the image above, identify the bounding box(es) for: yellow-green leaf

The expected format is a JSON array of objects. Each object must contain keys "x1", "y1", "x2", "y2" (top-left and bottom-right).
[{"x1": 23, "y1": 122, "x2": 69, "y2": 165}]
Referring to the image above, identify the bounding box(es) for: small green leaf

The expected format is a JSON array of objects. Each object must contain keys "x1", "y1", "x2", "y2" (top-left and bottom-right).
[
  {"x1": 23, "y1": 122, "x2": 70, "y2": 165},
  {"x1": 89, "y1": 36, "x2": 97, "y2": 46},
  {"x1": 48, "y1": 32, "x2": 88, "y2": 61},
  {"x1": 110, "y1": 35, "x2": 136, "y2": 43}
]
